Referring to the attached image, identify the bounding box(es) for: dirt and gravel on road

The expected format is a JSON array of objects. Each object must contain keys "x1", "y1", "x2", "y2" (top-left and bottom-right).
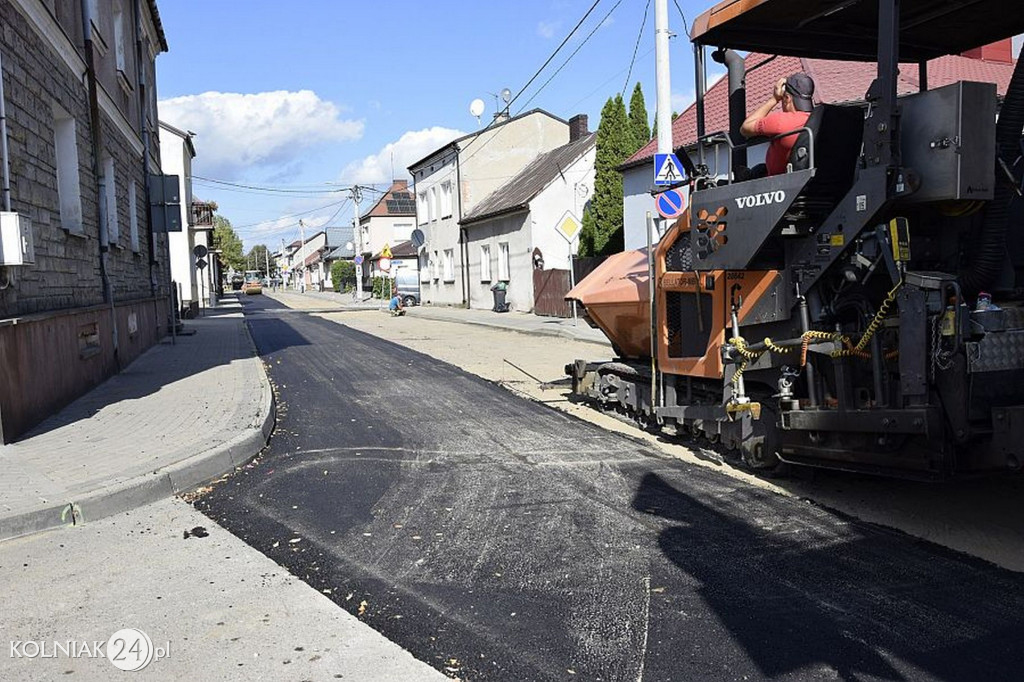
[{"x1": 264, "y1": 292, "x2": 1024, "y2": 572}]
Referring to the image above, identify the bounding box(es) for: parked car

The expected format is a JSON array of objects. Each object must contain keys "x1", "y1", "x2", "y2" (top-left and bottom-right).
[
  {"x1": 394, "y1": 268, "x2": 420, "y2": 307},
  {"x1": 242, "y1": 279, "x2": 263, "y2": 295}
]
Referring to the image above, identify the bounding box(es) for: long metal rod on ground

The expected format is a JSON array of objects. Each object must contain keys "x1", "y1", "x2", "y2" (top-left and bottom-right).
[{"x1": 503, "y1": 359, "x2": 546, "y2": 386}]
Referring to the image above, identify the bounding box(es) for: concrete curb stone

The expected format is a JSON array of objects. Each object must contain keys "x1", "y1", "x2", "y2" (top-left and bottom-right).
[{"x1": 0, "y1": 320, "x2": 275, "y2": 542}]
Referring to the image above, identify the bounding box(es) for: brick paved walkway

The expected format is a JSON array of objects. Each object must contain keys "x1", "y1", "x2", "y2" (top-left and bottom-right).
[{"x1": 0, "y1": 297, "x2": 273, "y2": 540}]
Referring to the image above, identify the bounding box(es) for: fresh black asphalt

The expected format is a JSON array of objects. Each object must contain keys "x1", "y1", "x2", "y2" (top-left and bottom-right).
[{"x1": 195, "y1": 295, "x2": 1024, "y2": 681}]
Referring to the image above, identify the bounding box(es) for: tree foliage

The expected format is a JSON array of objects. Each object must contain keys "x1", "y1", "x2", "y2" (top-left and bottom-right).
[
  {"x1": 331, "y1": 260, "x2": 356, "y2": 292},
  {"x1": 211, "y1": 214, "x2": 245, "y2": 272},
  {"x1": 578, "y1": 94, "x2": 631, "y2": 257},
  {"x1": 628, "y1": 83, "x2": 651, "y2": 153},
  {"x1": 245, "y1": 244, "x2": 277, "y2": 276}
]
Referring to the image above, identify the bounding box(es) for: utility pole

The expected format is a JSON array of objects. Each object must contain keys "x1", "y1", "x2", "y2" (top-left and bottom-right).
[
  {"x1": 351, "y1": 186, "x2": 363, "y2": 300},
  {"x1": 264, "y1": 244, "x2": 269, "y2": 279},
  {"x1": 299, "y1": 219, "x2": 306, "y2": 292},
  {"x1": 655, "y1": 0, "x2": 673, "y2": 156}
]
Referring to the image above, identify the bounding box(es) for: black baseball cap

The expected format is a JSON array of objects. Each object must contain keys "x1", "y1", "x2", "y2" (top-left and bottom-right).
[{"x1": 785, "y1": 73, "x2": 815, "y2": 112}]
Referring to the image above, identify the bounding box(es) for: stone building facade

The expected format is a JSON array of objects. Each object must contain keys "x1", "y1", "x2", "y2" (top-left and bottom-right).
[{"x1": 0, "y1": 0, "x2": 171, "y2": 442}]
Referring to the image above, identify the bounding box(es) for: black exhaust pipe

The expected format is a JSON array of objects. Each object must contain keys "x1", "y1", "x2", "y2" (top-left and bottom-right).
[{"x1": 712, "y1": 48, "x2": 747, "y2": 169}]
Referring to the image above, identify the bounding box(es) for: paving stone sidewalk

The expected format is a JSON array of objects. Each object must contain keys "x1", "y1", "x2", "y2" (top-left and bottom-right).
[{"x1": 0, "y1": 297, "x2": 274, "y2": 541}]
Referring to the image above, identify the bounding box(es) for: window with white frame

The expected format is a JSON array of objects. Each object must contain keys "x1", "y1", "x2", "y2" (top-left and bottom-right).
[
  {"x1": 102, "y1": 155, "x2": 119, "y2": 244},
  {"x1": 432, "y1": 250, "x2": 439, "y2": 280},
  {"x1": 480, "y1": 244, "x2": 492, "y2": 282},
  {"x1": 53, "y1": 105, "x2": 83, "y2": 234},
  {"x1": 420, "y1": 252, "x2": 430, "y2": 282},
  {"x1": 417, "y1": 191, "x2": 428, "y2": 225},
  {"x1": 440, "y1": 180, "x2": 452, "y2": 218},
  {"x1": 428, "y1": 186, "x2": 437, "y2": 222},
  {"x1": 498, "y1": 242, "x2": 510, "y2": 281},
  {"x1": 128, "y1": 182, "x2": 139, "y2": 252},
  {"x1": 443, "y1": 249, "x2": 455, "y2": 282}
]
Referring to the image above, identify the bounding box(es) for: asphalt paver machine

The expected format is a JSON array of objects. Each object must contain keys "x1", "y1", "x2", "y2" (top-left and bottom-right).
[{"x1": 567, "y1": 0, "x2": 1024, "y2": 477}]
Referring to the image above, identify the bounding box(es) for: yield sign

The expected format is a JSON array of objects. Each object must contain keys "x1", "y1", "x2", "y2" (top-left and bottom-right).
[
  {"x1": 654, "y1": 153, "x2": 684, "y2": 186},
  {"x1": 554, "y1": 210, "x2": 582, "y2": 243}
]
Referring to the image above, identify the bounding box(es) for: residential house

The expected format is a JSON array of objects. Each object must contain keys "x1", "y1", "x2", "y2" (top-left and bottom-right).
[
  {"x1": 618, "y1": 40, "x2": 1020, "y2": 251},
  {"x1": 357, "y1": 179, "x2": 416, "y2": 273},
  {"x1": 323, "y1": 241, "x2": 354, "y2": 291},
  {"x1": 291, "y1": 230, "x2": 327, "y2": 290},
  {"x1": 459, "y1": 117, "x2": 595, "y2": 312},
  {"x1": 408, "y1": 109, "x2": 570, "y2": 307},
  {"x1": 159, "y1": 121, "x2": 216, "y2": 316},
  {"x1": 0, "y1": 0, "x2": 170, "y2": 442}
]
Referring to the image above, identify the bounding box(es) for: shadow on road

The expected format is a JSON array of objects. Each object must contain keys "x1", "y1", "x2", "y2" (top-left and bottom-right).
[{"x1": 632, "y1": 471, "x2": 1024, "y2": 681}]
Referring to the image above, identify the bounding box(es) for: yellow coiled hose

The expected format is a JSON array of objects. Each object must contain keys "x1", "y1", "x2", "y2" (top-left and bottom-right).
[{"x1": 726, "y1": 279, "x2": 902, "y2": 376}]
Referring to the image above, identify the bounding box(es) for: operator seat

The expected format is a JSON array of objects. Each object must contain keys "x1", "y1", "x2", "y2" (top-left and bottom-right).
[{"x1": 785, "y1": 104, "x2": 865, "y2": 222}]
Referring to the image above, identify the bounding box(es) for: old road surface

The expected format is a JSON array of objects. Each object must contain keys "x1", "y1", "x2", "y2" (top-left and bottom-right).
[{"x1": 195, "y1": 295, "x2": 1024, "y2": 682}]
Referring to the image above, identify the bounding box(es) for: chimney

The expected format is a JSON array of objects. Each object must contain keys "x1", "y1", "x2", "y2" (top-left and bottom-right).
[
  {"x1": 569, "y1": 114, "x2": 589, "y2": 142},
  {"x1": 962, "y1": 38, "x2": 1014, "y2": 64}
]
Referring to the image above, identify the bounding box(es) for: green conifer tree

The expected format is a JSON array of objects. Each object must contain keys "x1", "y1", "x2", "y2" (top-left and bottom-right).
[
  {"x1": 628, "y1": 83, "x2": 651, "y2": 153},
  {"x1": 579, "y1": 94, "x2": 633, "y2": 257}
]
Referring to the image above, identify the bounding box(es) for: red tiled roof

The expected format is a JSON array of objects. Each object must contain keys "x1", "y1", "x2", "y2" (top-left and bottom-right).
[
  {"x1": 624, "y1": 50, "x2": 1017, "y2": 168},
  {"x1": 304, "y1": 251, "x2": 322, "y2": 267},
  {"x1": 363, "y1": 180, "x2": 416, "y2": 220}
]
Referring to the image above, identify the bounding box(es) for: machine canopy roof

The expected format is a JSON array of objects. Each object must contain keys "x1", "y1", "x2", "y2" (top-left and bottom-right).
[{"x1": 690, "y1": 0, "x2": 1024, "y2": 62}]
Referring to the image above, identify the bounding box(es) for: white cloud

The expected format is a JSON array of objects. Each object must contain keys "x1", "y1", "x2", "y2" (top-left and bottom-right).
[
  {"x1": 339, "y1": 127, "x2": 466, "y2": 184},
  {"x1": 670, "y1": 90, "x2": 695, "y2": 114},
  {"x1": 159, "y1": 90, "x2": 364, "y2": 177},
  {"x1": 537, "y1": 20, "x2": 559, "y2": 39}
]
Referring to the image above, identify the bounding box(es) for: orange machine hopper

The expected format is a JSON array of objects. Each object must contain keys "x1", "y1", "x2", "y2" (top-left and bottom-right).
[{"x1": 565, "y1": 248, "x2": 651, "y2": 359}]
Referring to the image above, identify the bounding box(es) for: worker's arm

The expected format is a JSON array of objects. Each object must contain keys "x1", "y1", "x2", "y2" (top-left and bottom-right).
[{"x1": 740, "y1": 77, "x2": 786, "y2": 138}]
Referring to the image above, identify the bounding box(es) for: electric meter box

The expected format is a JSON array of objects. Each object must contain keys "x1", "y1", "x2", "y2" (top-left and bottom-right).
[
  {"x1": 899, "y1": 80, "x2": 996, "y2": 203},
  {"x1": 0, "y1": 212, "x2": 35, "y2": 265}
]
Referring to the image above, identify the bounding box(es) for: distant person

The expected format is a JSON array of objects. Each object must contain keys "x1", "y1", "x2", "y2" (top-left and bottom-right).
[
  {"x1": 739, "y1": 73, "x2": 815, "y2": 178},
  {"x1": 388, "y1": 291, "x2": 405, "y2": 316}
]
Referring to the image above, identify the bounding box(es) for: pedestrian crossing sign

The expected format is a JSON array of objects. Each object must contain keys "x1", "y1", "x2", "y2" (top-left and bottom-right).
[{"x1": 654, "y1": 153, "x2": 684, "y2": 186}]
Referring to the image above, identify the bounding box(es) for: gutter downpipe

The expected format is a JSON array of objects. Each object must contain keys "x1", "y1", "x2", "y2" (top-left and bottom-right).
[
  {"x1": 0, "y1": 51, "x2": 11, "y2": 213},
  {"x1": 133, "y1": 0, "x2": 157, "y2": 300},
  {"x1": 82, "y1": 0, "x2": 119, "y2": 365},
  {"x1": 456, "y1": 147, "x2": 469, "y2": 308}
]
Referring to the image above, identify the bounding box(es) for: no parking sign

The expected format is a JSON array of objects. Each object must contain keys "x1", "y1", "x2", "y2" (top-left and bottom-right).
[{"x1": 655, "y1": 188, "x2": 686, "y2": 219}]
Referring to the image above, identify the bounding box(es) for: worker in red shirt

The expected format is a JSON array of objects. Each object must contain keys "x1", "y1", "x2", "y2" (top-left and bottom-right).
[{"x1": 739, "y1": 73, "x2": 815, "y2": 178}]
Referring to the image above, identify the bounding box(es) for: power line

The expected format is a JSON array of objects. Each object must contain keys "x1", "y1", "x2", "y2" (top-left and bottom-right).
[
  {"x1": 229, "y1": 198, "x2": 351, "y2": 230},
  {"x1": 672, "y1": 0, "x2": 691, "y2": 38},
  {"x1": 193, "y1": 174, "x2": 347, "y2": 194},
  {"x1": 516, "y1": 0, "x2": 625, "y2": 115},
  {"x1": 622, "y1": 0, "x2": 652, "y2": 97},
  {"x1": 505, "y1": 0, "x2": 603, "y2": 113}
]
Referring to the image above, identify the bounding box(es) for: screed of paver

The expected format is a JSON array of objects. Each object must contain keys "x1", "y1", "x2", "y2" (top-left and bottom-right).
[{"x1": 315, "y1": 307, "x2": 1024, "y2": 573}]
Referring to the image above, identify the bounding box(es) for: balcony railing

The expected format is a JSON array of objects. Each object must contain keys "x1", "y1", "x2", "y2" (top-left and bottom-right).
[{"x1": 190, "y1": 201, "x2": 215, "y2": 228}]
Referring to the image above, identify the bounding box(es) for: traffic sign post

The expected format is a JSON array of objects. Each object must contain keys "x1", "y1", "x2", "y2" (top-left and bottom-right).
[
  {"x1": 553, "y1": 211, "x2": 583, "y2": 326},
  {"x1": 655, "y1": 188, "x2": 686, "y2": 219},
  {"x1": 654, "y1": 153, "x2": 684, "y2": 186}
]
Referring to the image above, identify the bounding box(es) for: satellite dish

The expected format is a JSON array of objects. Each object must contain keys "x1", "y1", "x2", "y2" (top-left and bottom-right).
[
  {"x1": 500, "y1": 88, "x2": 512, "y2": 104},
  {"x1": 469, "y1": 98, "x2": 485, "y2": 118},
  {"x1": 345, "y1": 241, "x2": 354, "y2": 251},
  {"x1": 410, "y1": 228, "x2": 425, "y2": 249}
]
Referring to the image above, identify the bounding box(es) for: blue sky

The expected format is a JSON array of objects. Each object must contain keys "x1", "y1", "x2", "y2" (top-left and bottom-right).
[
  {"x1": 155, "y1": 2, "x2": 1024, "y2": 252},
  {"x1": 155, "y1": 1, "x2": 712, "y2": 251}
]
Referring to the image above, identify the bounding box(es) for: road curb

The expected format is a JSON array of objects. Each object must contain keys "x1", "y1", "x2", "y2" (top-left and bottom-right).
[{"x1": 0, "y1": 323, "x2": 276, "y2": 543}]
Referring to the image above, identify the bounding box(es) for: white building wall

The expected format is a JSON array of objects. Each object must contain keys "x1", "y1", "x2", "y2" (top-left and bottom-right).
[
  {"x1": 363, "y1": 215, "x2": 416, "y2": 257},
  {"x1": 412, "y1": 111, "x2": 569, "y2": 308},
  {"x1": 528, "y1": 145, "x2": 596, "y2": 271},
  {"x1": 158, "y1": 128, "x2": 199, "y2": 305},
  {"x1": 464, "y1": 213, "x2": 531, "y2": 311}
]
